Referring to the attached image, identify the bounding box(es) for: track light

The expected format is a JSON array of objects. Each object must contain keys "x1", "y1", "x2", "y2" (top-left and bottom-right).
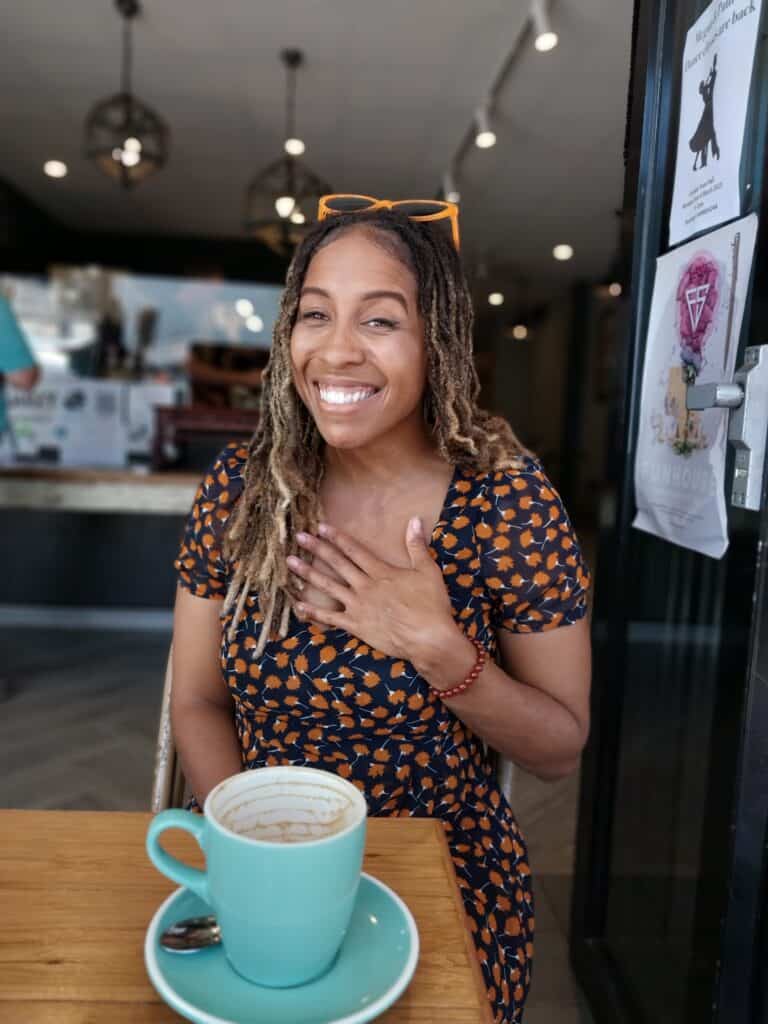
[
  {"x1": 531, "y1": 0, "x2": 559, "y2": 52},
  {"x1": 442, "y1": 171, "x2": 461, "y2": 204},
  {"x1": 474, "y1": 108, "x2": 497, "y2": 149}
]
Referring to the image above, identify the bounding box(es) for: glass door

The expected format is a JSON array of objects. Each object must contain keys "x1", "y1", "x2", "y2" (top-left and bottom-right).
[{"x1": 570, "y1": 0, "x2": 768, "y2": 1021}]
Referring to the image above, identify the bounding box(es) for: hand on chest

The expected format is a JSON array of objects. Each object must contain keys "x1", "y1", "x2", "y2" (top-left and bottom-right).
[{"x1": 294, "y1": 514, "x2": 434, "y2": 614}]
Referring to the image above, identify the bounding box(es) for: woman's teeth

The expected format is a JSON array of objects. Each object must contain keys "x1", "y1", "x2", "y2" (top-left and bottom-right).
[{"x1": 316, "y1": 385, "x2": 379, "y2": 405}]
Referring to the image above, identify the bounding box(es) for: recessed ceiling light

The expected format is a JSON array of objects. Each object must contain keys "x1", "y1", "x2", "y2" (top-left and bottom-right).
[
  {"x1": 246, "y1": 314, "x2": 264, "y2": 333},
  {"x1": 44, "y1": 160, "x2": 68, "y2": 178},
  {"x1": 512, "y1": 324, "x2": 529, "y2": 340},
  {"x1": 553, "y1": 243, "x2": 574, "y2": 261},
  {"x1": 488, "y1": 292, "x2": 505, "y2": 306},
  {"x1": 236, "y1": 299, "x2": 254, "y2": 318},
  {"x1": 608, "y1": 282, "x2": 623, "y2": 297}
]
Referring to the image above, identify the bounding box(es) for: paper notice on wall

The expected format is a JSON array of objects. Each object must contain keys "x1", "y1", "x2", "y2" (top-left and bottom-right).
[
  {"x1": 633, "y1": 213, "x2": 757, "y2": 557},
  {"x1": 668, "y1": 0, "x2": 762, "y2": 246}
]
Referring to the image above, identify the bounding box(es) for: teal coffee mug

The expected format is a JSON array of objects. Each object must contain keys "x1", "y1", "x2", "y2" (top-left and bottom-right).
[{"x1": 146, "y1": 766, "x2": 368, "y2": 987}]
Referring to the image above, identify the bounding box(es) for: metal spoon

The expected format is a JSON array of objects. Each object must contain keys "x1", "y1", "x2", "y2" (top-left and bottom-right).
[{"x1": 160, "y1": 914, "x2": 221, "y2": 952}]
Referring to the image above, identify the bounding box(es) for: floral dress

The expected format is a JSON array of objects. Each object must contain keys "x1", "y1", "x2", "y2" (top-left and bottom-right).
[{"x1": 174, "y1": 442, "x2": 591, "y2": 1022}]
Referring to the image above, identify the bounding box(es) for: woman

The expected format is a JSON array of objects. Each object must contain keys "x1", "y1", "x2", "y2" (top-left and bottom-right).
[{"x1": 172, "y1": 198, "x2": 592, "y2": 1023}]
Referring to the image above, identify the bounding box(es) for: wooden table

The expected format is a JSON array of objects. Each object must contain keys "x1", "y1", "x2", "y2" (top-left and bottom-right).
[{"x1": 0, "y1": 811, "x2": 491, "y2": 1023}]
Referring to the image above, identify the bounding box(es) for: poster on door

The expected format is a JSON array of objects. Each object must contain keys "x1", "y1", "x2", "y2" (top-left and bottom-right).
[
  {"x1": 633, "y1": 213, "x2": 757, "y2": 557},
  {"x1": 668, "y1": 0, "x2": 762, "y2": 247}
]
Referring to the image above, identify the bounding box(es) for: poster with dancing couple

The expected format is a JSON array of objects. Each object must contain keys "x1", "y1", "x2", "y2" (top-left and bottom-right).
[
  {"x1": 669, "y1": 0, "x2": 763, "y2": 246},
  {"x1": 633, "y1": 213, "x2": 757, "y2": 557}
]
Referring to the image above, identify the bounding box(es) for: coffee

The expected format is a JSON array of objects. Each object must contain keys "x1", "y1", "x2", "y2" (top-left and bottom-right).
[{"x1": 219, "y1": 777, "x2": 360, "y2": 844}]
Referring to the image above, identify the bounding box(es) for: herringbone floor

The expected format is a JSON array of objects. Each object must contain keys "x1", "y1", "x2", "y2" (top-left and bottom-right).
[{"x1": 0, "y1": 625, "x2": 593, "y2": 1022}]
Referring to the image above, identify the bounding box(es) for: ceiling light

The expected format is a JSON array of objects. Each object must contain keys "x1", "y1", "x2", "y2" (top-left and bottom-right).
[
  {"x1": 488, "y1": 292, "x2": 505, "y2": 306},
  {"x1": 84, "y1": 0, "x2": 169, "y2": 188},
  {"x1": 245, "y1": 49, "x2": 332, "y2": 251},
  {"x1": 442, "y1": 171, "x2": 460, "y2": 205},
  {"x1": 531, "y1": 0, "x2": 559, "y2": 52},
  {"x1": 246, "y1": 314, "x2": 264, "y2": 333},
  {"x1": 553, "y1": 243, "x2": 574, "y2": 261},
  {"x1": 474, "y1": 108, "x2": 497, "y2": 149},
  {"x1": 609, "y1": 282, "x2": 623, "y2": 297},
  {"x1": 275, "y1": 195, "x2": 296, "y2": 218},
  {"x1": 44, "y1": 160, "x2": 68, "y2": 178},
  {"x1": 512, "y1": 324, "x2": 529, "y2": 340},
  {"x1": 235, "y1": 299, "x2": 254, "y2": 317}
]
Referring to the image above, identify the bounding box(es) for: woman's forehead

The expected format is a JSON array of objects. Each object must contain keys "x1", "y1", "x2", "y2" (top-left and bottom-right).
[{"x1": 305, "y1": 226, "x2": 417, "y2": 293}]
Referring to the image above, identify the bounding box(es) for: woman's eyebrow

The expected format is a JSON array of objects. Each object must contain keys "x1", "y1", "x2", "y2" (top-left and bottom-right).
[
  {"x1": 360, "y1": 290, "x2": 409, "y2": 313},
  {"x1": 300, "y1": 286, "x2": 409, "y2": 314}
]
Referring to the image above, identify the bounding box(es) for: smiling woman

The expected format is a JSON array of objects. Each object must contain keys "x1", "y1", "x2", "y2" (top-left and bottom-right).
[{"x1": 170, "y1": 201, "x2": 592, "y2": 1024}]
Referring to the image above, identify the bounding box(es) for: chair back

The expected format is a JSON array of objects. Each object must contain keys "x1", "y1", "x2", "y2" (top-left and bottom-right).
[{"x1": 150, "y1": 645, "x2": 187, "y2": 812}]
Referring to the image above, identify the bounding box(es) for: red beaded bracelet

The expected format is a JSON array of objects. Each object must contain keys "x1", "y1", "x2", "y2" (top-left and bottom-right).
[{"x1": 429, "y1": 637, "x2": 487, "y2": 700}]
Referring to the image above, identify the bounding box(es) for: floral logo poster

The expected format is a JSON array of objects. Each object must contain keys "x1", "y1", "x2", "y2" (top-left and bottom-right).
[
  {"x1": 668, "y1": 0, "x2": 762, "y2": 246},
  {"x1": 633, "y1": 213, "x2": 757, "y2": 557}
]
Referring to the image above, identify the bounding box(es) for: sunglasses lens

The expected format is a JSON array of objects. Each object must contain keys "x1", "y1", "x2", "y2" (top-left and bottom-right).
[
  {"x1": 323, "y1": 196, "x2": 376, "y2": 214},
  {"x1": 391, "y1": 200, "x2": 447, "y2": 217}
]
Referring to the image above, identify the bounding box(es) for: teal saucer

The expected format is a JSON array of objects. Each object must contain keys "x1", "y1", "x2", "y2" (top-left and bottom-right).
[{"x1": 144, "y1": 873, "x2": 419, "y2": 1024}]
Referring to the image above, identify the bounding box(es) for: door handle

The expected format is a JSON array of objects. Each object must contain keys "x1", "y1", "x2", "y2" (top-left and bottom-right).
[{"x1": 686, "y1": 345, "x2": 768, "y2": 511}]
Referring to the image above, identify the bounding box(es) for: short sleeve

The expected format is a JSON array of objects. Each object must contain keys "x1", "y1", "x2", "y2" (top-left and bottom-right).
[
  {"x1": 174, "y1": 442, "x2": 249, "y2": 599},
  {"x1": 479, "y1": 461, "x2": 591, "y2": 633}
]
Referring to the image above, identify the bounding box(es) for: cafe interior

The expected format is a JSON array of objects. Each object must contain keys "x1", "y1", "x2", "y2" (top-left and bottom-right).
[{"x1": 0, "y1": 1, "x2": 684, "y2": 1022}]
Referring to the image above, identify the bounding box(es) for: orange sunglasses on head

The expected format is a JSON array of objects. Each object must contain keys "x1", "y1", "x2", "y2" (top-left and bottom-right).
[{"x1": 317, "y1": 193, "x2": 461, "y2": 251}]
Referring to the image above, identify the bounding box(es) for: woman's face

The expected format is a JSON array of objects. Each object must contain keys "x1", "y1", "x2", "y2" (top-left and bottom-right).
[{"x1": 290, "y1": 227, "x2": 428, "y2": 452}]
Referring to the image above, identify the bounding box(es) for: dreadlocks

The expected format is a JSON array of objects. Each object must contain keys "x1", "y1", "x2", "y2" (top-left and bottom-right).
[{"x1": 222, "y1": 208, "x2": 531, "y2": 654}]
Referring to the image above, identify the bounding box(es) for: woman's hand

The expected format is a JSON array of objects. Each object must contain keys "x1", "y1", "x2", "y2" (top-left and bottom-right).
[{"x1": 286, "y1": 518, "x2": 455, "y2": 661}]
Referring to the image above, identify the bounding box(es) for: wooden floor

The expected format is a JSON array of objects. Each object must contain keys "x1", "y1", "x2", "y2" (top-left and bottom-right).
[{"x1": 0, "y1": 625, "x2": 594, "y2": 1023}]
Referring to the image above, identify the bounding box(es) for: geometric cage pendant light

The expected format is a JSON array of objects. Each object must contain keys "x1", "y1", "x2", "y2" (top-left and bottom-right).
[
  {"x1": 244, "y1": 49, "x2": 332, "y2": 254},
  {"x1": 84, "y1": 0, "x2": 170, "y2": 188}
]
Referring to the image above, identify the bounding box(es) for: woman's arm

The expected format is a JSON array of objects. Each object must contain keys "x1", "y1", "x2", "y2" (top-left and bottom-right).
[
  {"x1": 412, "y1": 616, "x2": 592, "y2": 781},
  {"x1": 170, "y1": 584, "x2": 243, "y2": 803}
]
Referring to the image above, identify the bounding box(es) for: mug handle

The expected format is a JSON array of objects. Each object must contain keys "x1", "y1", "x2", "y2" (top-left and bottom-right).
[{"x1": 146, "y1": 809, "x2": 209, "y2": 902}]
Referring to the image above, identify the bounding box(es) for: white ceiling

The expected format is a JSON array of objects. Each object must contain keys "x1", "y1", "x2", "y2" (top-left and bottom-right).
[{"x1": 0, "y1": 0, "x2": 634, "y2": 298}]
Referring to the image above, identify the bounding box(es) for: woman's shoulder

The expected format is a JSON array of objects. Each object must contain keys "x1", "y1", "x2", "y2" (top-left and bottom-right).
[
  {"x1": 454, "y1": 454, "x2": 552, "y2": 503},
  {"x1": 193, "y1": 440, "x2": 250, "y2": 509}
]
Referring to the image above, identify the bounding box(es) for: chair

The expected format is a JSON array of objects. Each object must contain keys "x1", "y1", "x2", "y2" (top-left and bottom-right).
[{"x1": 150, "y1": 645, "x2": 187, "y2": 812}]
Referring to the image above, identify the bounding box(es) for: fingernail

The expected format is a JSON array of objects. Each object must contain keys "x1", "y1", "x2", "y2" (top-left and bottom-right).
[
  {"x1": 296, "y1": 532, "x2": 309, "y2": 542},
  {"x1": 318, "y1": 522, "x2": 329, "y2": 535}
]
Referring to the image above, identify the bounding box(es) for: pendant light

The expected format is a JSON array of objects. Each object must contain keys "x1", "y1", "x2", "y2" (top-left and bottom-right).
[
  {"x1": 244, "y1": 49, "x2": 332, "y2": 252},
  {"x1": 84, "y1": 0, "x2": 169, "y2": 188}
]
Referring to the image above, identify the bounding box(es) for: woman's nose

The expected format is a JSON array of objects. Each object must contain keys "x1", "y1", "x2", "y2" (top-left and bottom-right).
[{"x1": 320, "y1": 322, "x2": 365, "y2": 363}]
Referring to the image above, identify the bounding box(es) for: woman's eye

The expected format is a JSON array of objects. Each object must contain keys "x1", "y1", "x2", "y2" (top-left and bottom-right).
[
  {"x1": 300, "y1": 310, "x2": 327, "y2": 322},
  {"x1": 365, "y1": 317, "x2": 398, "y2": 330}
]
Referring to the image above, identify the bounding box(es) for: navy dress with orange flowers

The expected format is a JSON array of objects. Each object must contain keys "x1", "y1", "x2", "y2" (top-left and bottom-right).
[{"x1": 174, "y1": 442, "x2": 591, "y2": 1023}]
